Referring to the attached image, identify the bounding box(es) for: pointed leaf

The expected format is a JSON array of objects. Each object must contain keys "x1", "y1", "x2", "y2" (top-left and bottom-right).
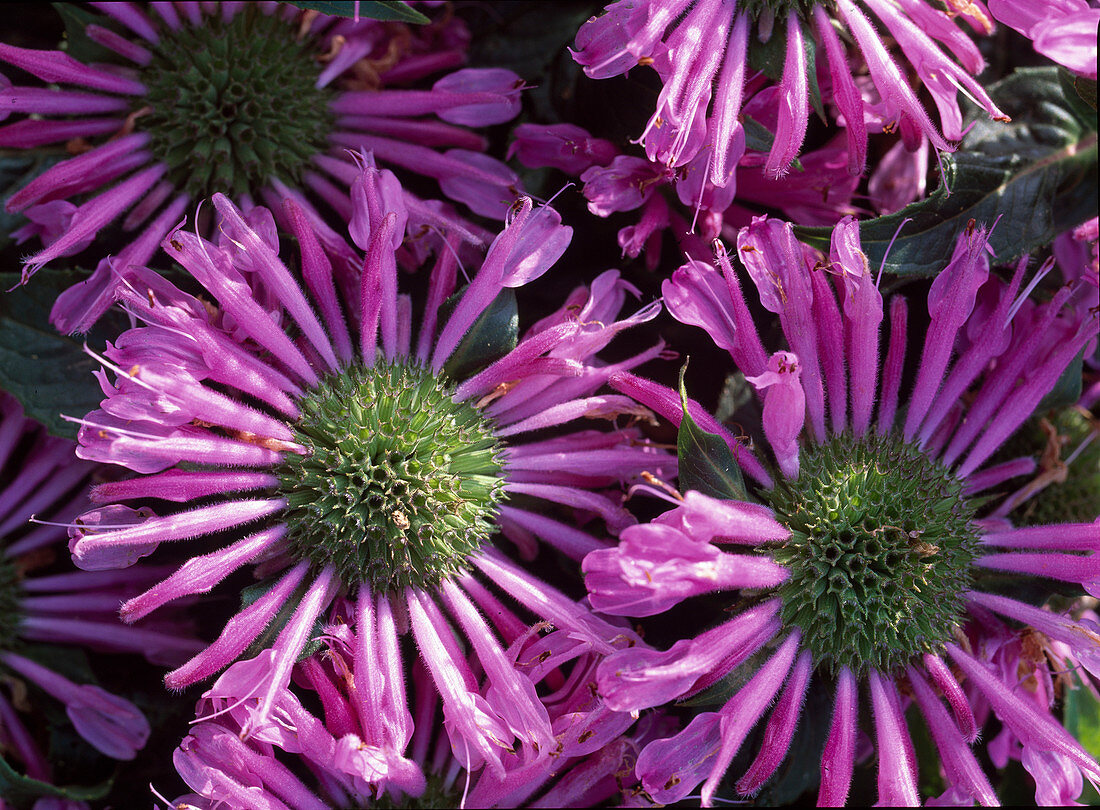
[
  {"x1": 0, "y1": 269, "x2": 127, "y2": 440},
  {"x1": 742, "y1": 115, "x2": 776, "y2": 153},
  {"x1": 441, "y1": 287, "x2": 519, "y2": 382},
  {"x1": 0, "y1": 754, "x2": 113, "y2": 804},
  {"x1": 747, "y1": 18, "x2": 825, "y2": 123},
  {"x1": 677, "y1": 364, "x2": 749, "y2": 502},
  {"x1": 1065, "y1": 672, "x2": 1100, "y2": 759},
  {"x1": 50, "y1": 3, "x2": 125, "y2": 64},
  {"x1": 1061, "y1": 68, "x2": 1098, "y2": 116}
]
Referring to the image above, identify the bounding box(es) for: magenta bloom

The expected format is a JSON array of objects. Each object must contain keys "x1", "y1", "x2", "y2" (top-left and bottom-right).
[
  {"x1": 170, "y1": 616, "x2": 655, "y2": 807},
  {"x1": 507, "y1": 123, "x2": 620, "y2": 177},
  {"x1": 572, "y1": 0, "x2": 1007, "y2": 188},
  {"x1": 68, "y1": 160, "x2": 669, "y2": 797},
  {"x1": 0, "y1": 393, "x2": 201, "y2": 787},
  {"x1": 989, "y1": 0, "x2": 1099, "y2": 79},
  {"x1": 0, "y1": 2, "x2": 523, "y2": 331},
  {"x1": 587, "y1": 216, "x2": 1100, "y2": 805}
]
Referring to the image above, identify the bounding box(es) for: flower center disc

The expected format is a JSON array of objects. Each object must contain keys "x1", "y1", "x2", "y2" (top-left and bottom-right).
[
  {"x1": 277, "y1": 362, "x2": 506, "y2": 594},
  {"x1": 141, "y1": 7, "x2": 334, "y2": 199},
  {"x1": 766, "y1": 433, "x2": 979, "y2": 675}
]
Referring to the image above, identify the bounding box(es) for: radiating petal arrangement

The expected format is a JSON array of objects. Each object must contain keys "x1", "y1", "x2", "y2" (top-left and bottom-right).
[
  {"x1": 590, "y1": 217, "x2": 1099, "y2": 804},
  {"x1": 0, "y1": 2, "x2": 524, "y2": 331},
  {"x1": 0, "y1": 1, "x2": 1096, "y2": 807}
]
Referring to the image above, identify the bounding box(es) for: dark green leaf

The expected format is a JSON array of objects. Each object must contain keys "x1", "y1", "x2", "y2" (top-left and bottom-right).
[
  {"x1": 1061, "y1": 68, "x2": 1098, "y2": 115},
  {"x1": 799, "y1": 19, "x2": 826, "y2": 123},
  {"x1": 907, "y1": 704, "x2": 947, "y2": 799},
  {"x1": 973, "y1": 568, "x2": 1085, "y2": 604},
  {"x1": 441, "y1": 287, "x2": 519, "y2": 382},
  {"x1": 19, "y1": 644, "x2": 98, "y2": 687},
  {"x1": 0, "y1": 269, "x2": 129, "y2": 440},
  {"x1": 715, "y1": 371, "x2": 754, "y2": 423},
  {"x1": 676, "y1": 364, "x2": 749, "y2": 502},
  {"x1": 680, "y1": 636, "x2": 774, "y2": 708},
  {"x1": 466, "y1": 1, "x2": 596, "y2": 124},
  {"x1": 742, "y1": 116, "x2": 776, "y2": 154},
  {"x1": 747, "y1": 22, "x2": 787, "y2": 83},
  {"x1": 742, "y1": 117, "x2": 804, "y2": 170},
  {"x1": 0, "y1": 755, "x2": 112, "y2": 807},
  {"x1": 796, "y1": 67, "x2": 1099, "y2": 277},
  {"x1": 239, "y1": 578, "x2": 326, "y2": 662},
  {"x1": 284, "y1": 1, "x2": 429, "y2": 24},
  {"x1": 468, "y1": 2, "x2": 593, "y2": 79},
  {"x1": 1066, "y1": 673, "x2": 1100, "y2": 752},
  {"x1": 51, "y1": 3, "x2": 124, "y2": 64}
]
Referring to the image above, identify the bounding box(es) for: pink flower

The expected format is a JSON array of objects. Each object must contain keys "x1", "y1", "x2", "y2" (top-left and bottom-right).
[
  {"x1": 572, "y1": 0, "x2": 1007, "y2": 182},
  {"x1": 508, "y1": 123, "x2": 618, "y2": 176},
  {"x1": 746, "y1": 352, "x2": 806, "y2": 479},
  {"x1": 989, "y1": 0, "x2": 1100, "y2": 78},
  {"x1": 593, "y1": 217, "x2": 1100, "y2": 805},
  {"x1": 70, "y1": 163, "x2": 670, "y2": 795},
  {"x1": 580, "y1": 155, "x2": 670, "y2": 216},
  {"x1": 173, "y1": 600, "x2": 647, "y2": 806},
  {"x1": 0, "y1": 3, "x2": 524, "y2": 330}
]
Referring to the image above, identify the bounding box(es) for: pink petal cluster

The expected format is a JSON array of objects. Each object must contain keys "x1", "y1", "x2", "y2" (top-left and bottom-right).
[
  {"x1": 586, "y1": 216, "x2": 1100, "y2": 804},
  {"x1": 0, "y1": 2, "x2": 525, "y2": 331},
  {"x1": 989, "y1": 0, "x2": 1100, "y2": 79},
  {"x1": 571, "y1": 0, "x2": 1008, "y2": 188},
  {"x1": 0, "y1": 393, "x2": 200, "y2": 788},
  {"x1": 66, "y1": 159, "x2": 675, "y2": 795},
  {"x1": 172, "y1": 597, "x2": 656, "y2": 807}
]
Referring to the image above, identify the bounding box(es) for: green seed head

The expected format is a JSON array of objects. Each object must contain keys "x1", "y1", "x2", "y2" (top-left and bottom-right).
[
  {"x1": 277, "y1": 361, "x2": 506, "y2": 594},
  {"x1": 0, "y1": 556, "x2": 21, "y2": 650},
  {"x1": 766, "y1": 433, "x2": 979, "y2": 676},
  {"x1": 140, "y1": 7, "x2": 334, "y2": 199}
]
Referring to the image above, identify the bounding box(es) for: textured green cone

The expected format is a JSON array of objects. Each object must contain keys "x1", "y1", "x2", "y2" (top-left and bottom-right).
[
  {"x1": 140, "y1": 7, "x2": 334, "y2": 199},
  {"x1": 766, "y1": 433, "x2": 980, "y2": 676},
  {"x1": 277, "y1": 361, "x2": 506, "y2": 594}
]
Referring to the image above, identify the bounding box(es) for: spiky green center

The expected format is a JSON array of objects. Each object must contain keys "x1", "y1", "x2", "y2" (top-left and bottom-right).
[
  {"x1": 0, "y1": 556, "x2": 21, "y2": 650},
  {"x1": 766, "y1": 433, "x2": 979, "y2": 675},
  {"x1": 277, "y1": 361, "x2": 506, "y2": 594},
  {"x1": 140, "y1": 7, "x2": 334, "y2": 199}
]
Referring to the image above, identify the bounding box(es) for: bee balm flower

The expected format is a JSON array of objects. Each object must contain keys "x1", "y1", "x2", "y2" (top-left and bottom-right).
[
  {"x1": 68, "y1": 161, "x2": 668, "y2": 796},
  {"x1": 572, "y1": 0, "x2": 1007, "y2": 189},
  {"x1": 0, "y1": 2, "x2": 523, "y2": 331},
  {"x1": 590, "y1": 216, "x2": 1100, "y2": 805}
]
